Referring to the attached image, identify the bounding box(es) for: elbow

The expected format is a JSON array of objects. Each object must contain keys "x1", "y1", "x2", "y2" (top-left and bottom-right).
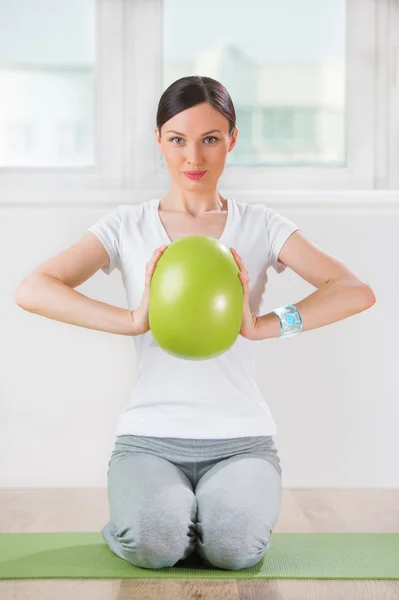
[
  {"x1": 14, "y1": 280, "x2": 34, "y2": 310},
  {"x1": 14, "y1": 291, "x2": 29, "y2": 310},
  {"x1": 361, "y1": 283, "x2": 376, "y2": 307}
]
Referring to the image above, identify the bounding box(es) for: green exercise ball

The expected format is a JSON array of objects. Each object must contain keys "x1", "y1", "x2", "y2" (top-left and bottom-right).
[{"x1": 149, "y1": 236, "x2": 243, "y2": 360}]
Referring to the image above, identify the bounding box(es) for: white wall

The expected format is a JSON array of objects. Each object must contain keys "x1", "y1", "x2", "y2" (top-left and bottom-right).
[{"x1": 2, "y1": 192, "x2": 396, "y2": 489}]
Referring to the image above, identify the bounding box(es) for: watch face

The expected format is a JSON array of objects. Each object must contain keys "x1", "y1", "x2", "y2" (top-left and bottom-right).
[{"x1": 274, "y1": 306, "x2": 302, "y2": 337}]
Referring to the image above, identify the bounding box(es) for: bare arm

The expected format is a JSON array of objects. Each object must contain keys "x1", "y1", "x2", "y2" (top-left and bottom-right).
[
  {"x1": 15, "y1": 274, "x2": 138, "y2": 336},
  {"x1": 14, "y1": 231, "x2": 141, "y2": 336}
]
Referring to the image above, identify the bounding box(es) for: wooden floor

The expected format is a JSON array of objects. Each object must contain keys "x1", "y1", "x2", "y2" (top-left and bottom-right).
[{"x1": 0, "y1": 489, "x2": 398, "y2": 599}]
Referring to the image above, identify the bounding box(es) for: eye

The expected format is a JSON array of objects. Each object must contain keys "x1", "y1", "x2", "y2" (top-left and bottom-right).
[{"x1": 169, "y1": 136, "x2": 219, "y2": 145}]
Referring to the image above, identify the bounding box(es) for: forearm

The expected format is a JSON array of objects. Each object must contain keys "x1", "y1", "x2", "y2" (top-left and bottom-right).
[
  {"x1": 15, "y1": 275, "x2": 139, "y2": 336},
  {"x1": 255, "y1": 279, "x2": 376, "y2": 341}
]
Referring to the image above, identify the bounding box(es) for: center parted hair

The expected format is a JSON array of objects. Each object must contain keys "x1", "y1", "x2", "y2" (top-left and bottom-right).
[{"x1": 156, "y1": 76, "x2": 236, "y2": 138}]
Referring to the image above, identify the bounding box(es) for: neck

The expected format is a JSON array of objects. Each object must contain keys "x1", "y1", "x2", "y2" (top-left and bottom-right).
[{"x1": 161, "y1": 189, "x2": 225, "y2": 216}]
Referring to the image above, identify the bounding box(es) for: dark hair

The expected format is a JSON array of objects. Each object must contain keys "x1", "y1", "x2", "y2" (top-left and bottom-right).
[{"x1": 156, "y1": 76, "x2": 236, "y2": 138}]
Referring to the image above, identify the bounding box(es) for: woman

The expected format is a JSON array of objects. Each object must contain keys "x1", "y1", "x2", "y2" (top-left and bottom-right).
[{"x1": 15, "y1": 75, "x2": 375, "y2": 571}]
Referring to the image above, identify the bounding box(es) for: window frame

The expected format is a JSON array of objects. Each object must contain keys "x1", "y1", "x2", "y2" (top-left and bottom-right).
[
  {"x1": 0, "y1": 0, "x2": 397, "y2": 199},
  {"x1": 387, "y1": 0, "x2": 399, "y2": 188},
  {"x1": 124, "y1": 0, "x2": 377, "y2": 191},
  {"x1": 0, "y1": 0, "x2": 124, "y2": 193}
]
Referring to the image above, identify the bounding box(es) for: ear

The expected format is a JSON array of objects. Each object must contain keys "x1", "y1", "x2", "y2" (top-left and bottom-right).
[
  {"x1": 229, "y1": 127, "x2": 238, "y2": 151},
  {"x1": 154, "y1": 127, "x2": 161, "y2": 146}
]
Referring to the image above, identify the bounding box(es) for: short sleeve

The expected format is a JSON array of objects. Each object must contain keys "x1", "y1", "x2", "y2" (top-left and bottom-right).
[
  {"x1": 86, "y1": 206, "x2": 123, "y2": 274},
  {"x1": 265, "y1": 207, "x2": 301, "y2": 274}
]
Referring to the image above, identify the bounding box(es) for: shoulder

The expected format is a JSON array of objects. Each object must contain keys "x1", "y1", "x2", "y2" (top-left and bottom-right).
[
  {"x1": 123, "y1": 199, "x2": 155, "y2": 217},
  {"x1": 117, "y1": 199, "x2": 154, "y2": 225},
  {"x1": 234, "y1": 199, "x2": 293, "y2": 224},
  {"x1": 89, "y1": 200, "x2": 152, "y2": 234},
  {"x1": 234, "y1": 198, "x2": 269, "y2": 223}
]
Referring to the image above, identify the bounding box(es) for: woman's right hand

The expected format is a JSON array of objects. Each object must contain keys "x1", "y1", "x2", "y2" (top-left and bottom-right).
[{"x1": 130, "y1": 244, "x2": 168, "y2": 335}]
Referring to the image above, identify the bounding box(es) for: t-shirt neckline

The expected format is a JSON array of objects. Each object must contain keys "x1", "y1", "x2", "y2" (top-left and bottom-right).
[{"x1": 152, "y1": 196, "x2": 234, "y2": 246}]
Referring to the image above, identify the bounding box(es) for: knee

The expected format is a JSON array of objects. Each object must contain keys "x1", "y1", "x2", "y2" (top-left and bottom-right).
[
  {"x1": 199, "y1": 523, "x2": 272, "y2": 571},
  {"x1": 116, "y1": 517, "x2": 189, "y2": 570},
  {"x1": 207, "y1": 538, "x2": 271, "y2": 571}
]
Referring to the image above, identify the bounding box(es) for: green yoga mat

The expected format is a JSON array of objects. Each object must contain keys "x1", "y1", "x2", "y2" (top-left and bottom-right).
[{"x1": 0, "y1": 533, "x2": 398, "y2": 580}]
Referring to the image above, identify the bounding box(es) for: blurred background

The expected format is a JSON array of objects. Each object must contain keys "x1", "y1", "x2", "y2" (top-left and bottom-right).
[{"x1": 1, "y1": 0, "x2": 397, "y2": 489}]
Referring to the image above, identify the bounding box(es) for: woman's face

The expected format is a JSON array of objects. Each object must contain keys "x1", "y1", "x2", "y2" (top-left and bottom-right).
[{"x1": 154, "y1": 102, "x2": 238, "y2": 190}]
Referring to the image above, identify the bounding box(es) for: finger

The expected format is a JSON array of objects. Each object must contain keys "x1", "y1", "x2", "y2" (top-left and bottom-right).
[
  {"x1": 147, "y1": 258, "x2": 160, "y2": 277},
  {"x1": 148, "y1": 246, "x2": 167, "y2": 267},
  {"x1": 240, "y1": 273, "x2": 250, "y2": 289},
  {"x1": 230, "y1": 248, "x2": 240, "y2": 260},
  {"x1": 154, "y1": 247, "x2": 166, "y2": 261},
  {"x1": 234, "y1": 252, "x2": 244, "y2": 265},
  {"x1": 145, "y1": 254, "x2": 163, "y2": 282},
  {"x1": 237, "y1": 262, "x2": 248, "y2": 277},
  {"x1": 152, "y1": 245, "x2": 167, "y2": 258}
]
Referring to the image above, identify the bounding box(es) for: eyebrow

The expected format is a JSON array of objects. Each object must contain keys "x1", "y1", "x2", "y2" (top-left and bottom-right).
[{"x1": 166, "y1": 129, "x2": 222, "y2": 136}]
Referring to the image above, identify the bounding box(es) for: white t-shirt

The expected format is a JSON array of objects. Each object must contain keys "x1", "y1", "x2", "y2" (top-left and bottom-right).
[{"x1": 87, "y1": 197, "x2": 301, "y2": 439}]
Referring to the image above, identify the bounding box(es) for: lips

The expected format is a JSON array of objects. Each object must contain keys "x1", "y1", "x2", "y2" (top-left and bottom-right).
[{"x1": 184, "y1": 171, "x2": 207, "y2": 180}]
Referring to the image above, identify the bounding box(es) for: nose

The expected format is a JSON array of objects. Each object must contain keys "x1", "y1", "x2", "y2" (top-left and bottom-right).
[{"x1": 185, "y1": 142, "x2": 204, "y2": 166}]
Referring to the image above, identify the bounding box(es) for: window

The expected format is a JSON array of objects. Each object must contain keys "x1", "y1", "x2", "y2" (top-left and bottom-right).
[
  {"x1": 0, "y1": 0, "x2": 95, "y2": 168},
  {"x1": 0, "y1": 0, "x2": 397, "y2": 196},
  {"x1": 0, "y1": 0, "x2": 124, "y2": 192},
  {"x1": 129, "y1": 0, "x2": 379, "y2": 191},
  {"x1": 163, "y1": 0, "x2": 346, "y2": 169}
]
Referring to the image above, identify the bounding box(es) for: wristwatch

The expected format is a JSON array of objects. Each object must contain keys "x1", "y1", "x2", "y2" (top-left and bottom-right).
[{"x1": 272, "y1": 304, "x2": 303, "y2": 338}]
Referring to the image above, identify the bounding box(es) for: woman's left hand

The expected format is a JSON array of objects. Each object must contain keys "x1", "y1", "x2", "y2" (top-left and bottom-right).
[{"x1": 230, "y1": 248, "x2": 259, "y2": 340}]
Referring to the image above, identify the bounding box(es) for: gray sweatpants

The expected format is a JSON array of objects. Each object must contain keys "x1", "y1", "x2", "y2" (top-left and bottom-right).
[{"x1": 101, "y1": 434, "x2": 282, "y2": 571}]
